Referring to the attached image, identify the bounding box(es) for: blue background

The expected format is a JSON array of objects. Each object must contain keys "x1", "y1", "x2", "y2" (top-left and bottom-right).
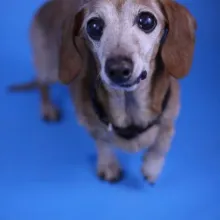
[{"x1": 0, "y1": 0, "x2": 219, "y2": 219}]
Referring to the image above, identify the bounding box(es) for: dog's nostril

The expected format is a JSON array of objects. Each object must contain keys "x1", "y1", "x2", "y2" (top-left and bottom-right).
[
  {"x1": 122, "y1": 68, "x2": 130, "y2": 77},
  {"x1": 105, "y1": 56, "x2": 133, "y2": 84},
  {"x1": 109, "y1": 70, "x2": 115, "y2": 77}
]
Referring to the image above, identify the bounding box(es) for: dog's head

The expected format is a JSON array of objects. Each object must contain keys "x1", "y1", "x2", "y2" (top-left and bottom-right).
[{"x1": 59, "y1": 0, "x2": 197, "y2": 91}]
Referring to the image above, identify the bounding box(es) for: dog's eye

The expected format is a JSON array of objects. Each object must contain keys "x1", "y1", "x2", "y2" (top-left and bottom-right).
[
  {"x1": 136, "y1": 12, "x2": 157, "y2": 33},
  {"x1": 86, "y1": 17, "x2": 105, "y2": 41}
]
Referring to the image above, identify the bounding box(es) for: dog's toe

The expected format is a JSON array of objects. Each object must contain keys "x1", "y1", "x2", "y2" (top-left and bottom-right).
[
  {"x1": 97, "y1": 162, "x2": 123, "y2": 183},
  {"x1": 41, "y1": 104, "x2": 61, "y2": 122},
  {"x1": 98, "y1": 170, "x2": 123, "y2": 183},
  {"x1": 143, "y1": 175, "x2": 156, "y2": 186},
  {"x1": 142, "y1": 167, "x2": 158, "y2": 186},
  {"x1": 141, "y1": 155, "x2": 165, "y2": 186}
]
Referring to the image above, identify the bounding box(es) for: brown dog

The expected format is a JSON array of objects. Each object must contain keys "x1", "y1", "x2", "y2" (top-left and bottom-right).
[{"x1": 9, "y1": 0, "x2": 197, "y2": 184}]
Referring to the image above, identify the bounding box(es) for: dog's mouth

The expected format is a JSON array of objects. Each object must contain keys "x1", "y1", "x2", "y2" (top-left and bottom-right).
[
  {"x1": 118, "y1": 70, "x2": 147, "y2": 88},
  {"x1": 109, "y1": 70, "x2": 147, "y2": 91}
]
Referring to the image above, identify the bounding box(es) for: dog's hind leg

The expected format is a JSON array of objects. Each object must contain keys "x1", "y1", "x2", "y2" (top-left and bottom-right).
[
  {"x1": 29, "y1": 17, "x2": 62, "y2": 122},
  {"x1": 8, "y1": 18, "x2": 62, "y2": 122},
  {"x1": 39, "y1": 83, "x2": 61, "y2": 122}
]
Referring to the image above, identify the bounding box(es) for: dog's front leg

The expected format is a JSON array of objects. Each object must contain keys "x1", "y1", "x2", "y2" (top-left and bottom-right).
[
  {"x1": 96, "y1": 140, "x2": 123, "y2": 183},
  {"x1": 142, "y1": 121, "x2": 174, "y2": 184}
]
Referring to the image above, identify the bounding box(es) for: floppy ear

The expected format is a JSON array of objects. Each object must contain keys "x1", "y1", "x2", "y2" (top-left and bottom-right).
[
  {"x1": 161, "y1": 0, "x2": 197, "y2": 79},
  {"x1": 59, "y1": 9, "x2": 86, "y2": 84}
]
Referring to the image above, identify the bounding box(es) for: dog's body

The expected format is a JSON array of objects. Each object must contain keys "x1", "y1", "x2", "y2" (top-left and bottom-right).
[{"x1": 10, "y1": 0, "x2": 196, "y2": 183}]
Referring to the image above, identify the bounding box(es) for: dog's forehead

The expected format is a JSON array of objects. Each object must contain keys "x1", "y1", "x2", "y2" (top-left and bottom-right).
[
  {"x1": 96, "y1": 0, "x2": 158, "y2": 7},
  {"x1": 112, "y1": 0, "x2": 158, "y2": 8},
  {"x1": 86, "y1": 0, "x2": 164, "y2": 20}
]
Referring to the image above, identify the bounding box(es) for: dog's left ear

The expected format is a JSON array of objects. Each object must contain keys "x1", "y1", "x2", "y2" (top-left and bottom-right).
[{"x1": 160, "y1": 0, "x2": 197, "y2": 79}]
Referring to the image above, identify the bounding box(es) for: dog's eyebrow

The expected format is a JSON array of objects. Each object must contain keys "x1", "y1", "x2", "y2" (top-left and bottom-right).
[
  {"x1": 116, "y1": 0, "x2": 126, "y2": 9},
  {"x1": 104, "y1": 0, "x2": 126, "y2": 10}
]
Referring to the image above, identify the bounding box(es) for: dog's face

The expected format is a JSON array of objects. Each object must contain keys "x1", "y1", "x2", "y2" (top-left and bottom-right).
[
  {"x1": 82, "y1": 0, "x2": 165, "y2": 91},
  {"x1": 59, "y1": 0, "x2": 197, "y2": 90}
]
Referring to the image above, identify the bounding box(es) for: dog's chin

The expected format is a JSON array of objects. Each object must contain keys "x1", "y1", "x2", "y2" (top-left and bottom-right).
[
  {"x1": 104, "y1": 71, "x2": 147, "y2": 92},
  {"x1": 110, "y1": 83, "x2": 138, "y2": 92}
]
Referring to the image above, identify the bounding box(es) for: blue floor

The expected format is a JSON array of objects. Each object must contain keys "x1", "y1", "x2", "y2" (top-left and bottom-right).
[{"x1": 0, "y1": 0, "x2": 220, "y2": 219}]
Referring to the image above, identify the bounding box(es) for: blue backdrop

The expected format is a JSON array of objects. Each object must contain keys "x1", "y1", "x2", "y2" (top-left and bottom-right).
[{"x1": 0, "y1": 0, "x2": 219, "y2": 219}]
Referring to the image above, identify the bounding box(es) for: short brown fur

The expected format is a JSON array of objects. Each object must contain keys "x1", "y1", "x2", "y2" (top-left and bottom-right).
[{"x1": 9, "y1": 0, "x2": 197, "y2": 183}]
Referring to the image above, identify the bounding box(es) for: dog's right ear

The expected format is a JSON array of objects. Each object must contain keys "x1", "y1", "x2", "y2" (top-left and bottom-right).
[{"x1": 59, "y1": 9, "x2": 86, "y2": 84}]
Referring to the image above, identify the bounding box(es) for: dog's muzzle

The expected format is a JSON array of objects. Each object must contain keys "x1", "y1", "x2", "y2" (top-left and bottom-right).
[{"x1": 105, "y1": 56, "x2": 147, "y2": 89}]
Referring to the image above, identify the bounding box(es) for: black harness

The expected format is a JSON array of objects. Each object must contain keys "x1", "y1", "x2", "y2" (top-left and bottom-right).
[{"x1": 90, "y1": 27, "x2": 170, "y2": 140}]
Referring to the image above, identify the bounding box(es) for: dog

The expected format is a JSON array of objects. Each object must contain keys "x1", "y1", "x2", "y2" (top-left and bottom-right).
[{"x1": 9, "y1": 0, "x2": 197, "y2": 184}]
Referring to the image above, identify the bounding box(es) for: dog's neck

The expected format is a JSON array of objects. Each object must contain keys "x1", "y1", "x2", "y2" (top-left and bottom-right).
[{"x1": 102, "y1": 78, "x2": 152, "y2": 128}]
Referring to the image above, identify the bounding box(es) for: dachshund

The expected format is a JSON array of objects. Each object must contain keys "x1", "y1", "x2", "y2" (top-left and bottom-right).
[{"x1": 9, "y1": 0, "x2": 197, "y2": 184}]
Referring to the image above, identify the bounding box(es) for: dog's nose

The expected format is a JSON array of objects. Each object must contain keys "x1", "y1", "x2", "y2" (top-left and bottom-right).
[{"x1": 105, "y1": 56, "x2": 133, "y2": 84}]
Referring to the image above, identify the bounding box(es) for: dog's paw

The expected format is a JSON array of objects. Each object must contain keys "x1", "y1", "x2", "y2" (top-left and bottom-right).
[
  {"x1": 41, "y1": 103, "x2": 61, "y2": 122},
  {"x1": 141, "y1": 155, "x2": 165, "y2": 185},
  {"x1": 97, "y1": 161, "x2": 123, "y2": 183}
]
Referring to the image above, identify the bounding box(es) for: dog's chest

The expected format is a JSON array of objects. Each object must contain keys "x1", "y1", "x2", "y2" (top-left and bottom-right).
[
  {"x1": 108, "y1": 124, "x2": 159, "y2": 152},
  {"x1": 106, "y1": 91, "x2": 159, "y2": 151}
]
